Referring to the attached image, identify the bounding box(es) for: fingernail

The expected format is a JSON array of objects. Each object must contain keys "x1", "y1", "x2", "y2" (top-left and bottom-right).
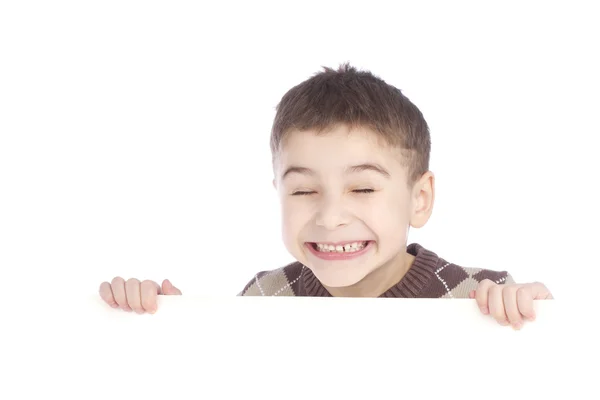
[
  {"x1": 111, "y1": 303, "x2": 119, "y2": 308},
  {"x1": 149, "y1": 308, "x2": 156, "y2": 314},
  {"x1": 480, "y1": 306, "x2": 489, "y2": 314},
  {"x1": 512, "y1": 322, "x2": 523, "y2": 330}
]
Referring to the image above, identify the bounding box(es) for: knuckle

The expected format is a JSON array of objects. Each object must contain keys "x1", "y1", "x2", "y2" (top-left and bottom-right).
[
  {"x1": 503, "y1": 283, "x2": 517, "y2": 292},
  {"x1": 478, "y1": 279, "x2": 493, "y2": 287},
  {"x1": 111, "y1": 276, "x2": 124, "y2": 285},
  {"x1": 489, "y1": 284, "x2": 502, "y2": 296},
  {"x1": 141, "y1": 280, "x2": 157, "y2": 291},
  {"x1": 98, "y1": 283, "x2": 115, "y2": 304},
  {"x1": 126, "y1": 277, "x2": 140, "y2": 285},
  {"x1": 502, "y1": 285, "x2": 518, "y2": 298},
  {"x1": 479, "y1": 279, "x2": 497, "y2": 293}
]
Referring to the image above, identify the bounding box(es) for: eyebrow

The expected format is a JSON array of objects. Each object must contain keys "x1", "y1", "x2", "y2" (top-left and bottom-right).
[{"x1": 281, "y1": 163, "x2": 391, "y2": 180}]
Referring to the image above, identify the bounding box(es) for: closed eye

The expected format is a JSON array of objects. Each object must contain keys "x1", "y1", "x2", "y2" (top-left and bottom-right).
[
  {"x1": 291, "y1": 191, "x2": 315, "y2": 196},
  {"x1": 292, "y1": 189, "x2": 374, "y2": 196}
]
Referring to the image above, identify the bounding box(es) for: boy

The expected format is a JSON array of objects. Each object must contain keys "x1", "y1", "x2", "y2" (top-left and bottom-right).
[{"x1": 99, "y1": 63, "x2": 553, "y2": 330}]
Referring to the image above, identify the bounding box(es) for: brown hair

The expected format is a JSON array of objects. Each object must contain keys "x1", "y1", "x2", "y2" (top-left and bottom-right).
[{"x1": 270, "y1": 63, "x2": 431, "y2": 186}]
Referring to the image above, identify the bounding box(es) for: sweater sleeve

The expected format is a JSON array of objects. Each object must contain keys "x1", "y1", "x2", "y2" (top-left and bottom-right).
[{"x1": 504, "y1": 273, "x2": 516, "y2": 285}]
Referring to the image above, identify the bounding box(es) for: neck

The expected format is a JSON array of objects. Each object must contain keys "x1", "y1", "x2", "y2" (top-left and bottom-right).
[{"x1": 324, "y1": 251, "x2": 416, "y2": 297}]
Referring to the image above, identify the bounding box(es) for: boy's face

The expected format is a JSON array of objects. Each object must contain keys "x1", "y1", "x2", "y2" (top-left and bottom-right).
[{"x1": 274, "y1": 125, "x2": 434, "y2": 293}]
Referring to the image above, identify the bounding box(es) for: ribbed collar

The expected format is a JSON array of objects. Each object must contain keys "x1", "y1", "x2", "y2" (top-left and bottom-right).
[{"x1": 298, "y1": 243, "x2": 440, "y2": 298}]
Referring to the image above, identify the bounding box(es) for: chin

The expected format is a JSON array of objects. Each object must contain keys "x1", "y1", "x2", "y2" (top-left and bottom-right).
[{"x1": 308, "y1": 262, "x2": 375, "y2": 288}]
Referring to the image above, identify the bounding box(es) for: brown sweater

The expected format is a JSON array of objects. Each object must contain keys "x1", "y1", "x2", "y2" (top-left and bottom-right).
[{"x1": 239, "y1": 243, "x2": 514, "y2": 297}]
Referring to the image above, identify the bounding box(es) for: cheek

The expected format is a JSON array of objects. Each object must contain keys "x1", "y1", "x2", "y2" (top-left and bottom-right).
[
  {"x1": 362, "y1": 194, "x2": 411, "y2": 241},
  {"x1": 280, "y1": 198, "x2": 309, "y2": 243}
]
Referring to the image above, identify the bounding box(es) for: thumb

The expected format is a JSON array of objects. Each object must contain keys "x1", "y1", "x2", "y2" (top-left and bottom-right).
[
  {"x1": 161, "y1": 279, "x2": 182, "y2": 295},
  {"x1": 530, "y1": 282, "x2": 553, "y2": 300}
]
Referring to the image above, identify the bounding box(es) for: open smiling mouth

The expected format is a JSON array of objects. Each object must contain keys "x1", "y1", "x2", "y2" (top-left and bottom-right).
[{"x1": 305, "y1": 241, "x2": 373, "y2": 259}]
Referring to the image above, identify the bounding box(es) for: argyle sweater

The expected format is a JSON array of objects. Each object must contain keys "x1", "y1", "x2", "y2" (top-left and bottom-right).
[{"x1": 239, "y1": 243, "x2": 514, "y2": 298}]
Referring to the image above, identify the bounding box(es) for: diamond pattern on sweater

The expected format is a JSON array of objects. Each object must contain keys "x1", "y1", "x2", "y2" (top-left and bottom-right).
[
  {"x1": 239, "y1": 244, "x2": 514, "y2": 298},
  {"x1": 443, "y1": 277, "x2": 480, "y2": 298},
  {"x1": 436, "y1": 263, "x2": 470, "y2": 297},
  {"x1": 472, "y1": 268, "x2": 510, "y2": 284}
]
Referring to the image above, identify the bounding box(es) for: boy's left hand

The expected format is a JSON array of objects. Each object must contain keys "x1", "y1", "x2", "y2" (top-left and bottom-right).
[{"x1": 469, "y1": 280, "x2": 553, "y2": 330}]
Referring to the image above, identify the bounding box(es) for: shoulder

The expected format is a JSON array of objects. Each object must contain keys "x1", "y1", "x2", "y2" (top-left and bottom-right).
[
  {"x1": 436, "y1": 262, "x2": 516, "y2": 298},
  {"x1": 407, "y1": 243, "x2": 516, "y2": 299},
  {"x1": 237, "y1": 261, "x2": 305, "y2": 296}
]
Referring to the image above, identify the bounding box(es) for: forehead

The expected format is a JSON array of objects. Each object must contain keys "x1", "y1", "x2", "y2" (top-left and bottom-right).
[{"x1": 278, "y1": 126, "x2": 403, "y2": 169}]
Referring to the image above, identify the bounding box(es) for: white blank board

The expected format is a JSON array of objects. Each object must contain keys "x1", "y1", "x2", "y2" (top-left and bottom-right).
[{"x1": 1, "y1": 297, "x2": 595, "y2": 399}]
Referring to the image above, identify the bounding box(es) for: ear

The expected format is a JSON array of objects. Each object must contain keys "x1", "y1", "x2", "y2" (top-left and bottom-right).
[{"x1": 409, "y1": 171, "x2": 435, "y2": 229}]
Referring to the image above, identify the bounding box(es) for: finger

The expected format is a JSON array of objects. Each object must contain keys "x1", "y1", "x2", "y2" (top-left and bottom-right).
[
  {"x1": 516, "y1": 286, "x2": 536, "y2": 322},
  {"x1": 125, "y1": 278, "x2": 143, "y2": 313},
  {"x1": 140, "y1": 280, "x2": 161, "y2": 314},
  {"x1": 502, "y1": 285, "x2": 524, "y2": 329},
  {"x1": 99, "y1": 282, "x2": 118, "y2": 308},
  {"x1": 111, "y1": 276, "x2": 130, "y2": 311},
  {"x1": 475, "y1": 279, "x2": 496, "y2": 314},
  {"x1": 529, "y1": 282, "x2": 554, "y2": 300},
  {"x1": 162, "y1": 279, "x2": 182, "y2": 295},
  {"x1": 488, "y1": 284, "x2": 509, "y2": 326}
]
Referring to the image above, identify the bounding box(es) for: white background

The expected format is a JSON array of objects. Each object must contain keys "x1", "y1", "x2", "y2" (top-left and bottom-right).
[
  {"x1": 4, "y1": 295, "x2": 590, "y2": 399},
  {"x1": 1, "y1": 1, "x2": 599, "y2": 302}
]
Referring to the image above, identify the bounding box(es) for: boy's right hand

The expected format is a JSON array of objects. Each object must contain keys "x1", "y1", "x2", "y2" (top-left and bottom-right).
[{"x1": 99, "y1": 277, "x2": 182, "y2": 314}]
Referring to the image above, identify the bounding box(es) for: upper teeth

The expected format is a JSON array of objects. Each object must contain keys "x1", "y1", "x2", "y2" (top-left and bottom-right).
[{"x1": 315, "y1": 241, "x2": 367, "y2": 253}]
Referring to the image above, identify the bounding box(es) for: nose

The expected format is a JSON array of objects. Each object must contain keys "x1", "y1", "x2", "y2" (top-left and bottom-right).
[{"x1": 315, "y1": 194, "x2": 350, "y2": 230}]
